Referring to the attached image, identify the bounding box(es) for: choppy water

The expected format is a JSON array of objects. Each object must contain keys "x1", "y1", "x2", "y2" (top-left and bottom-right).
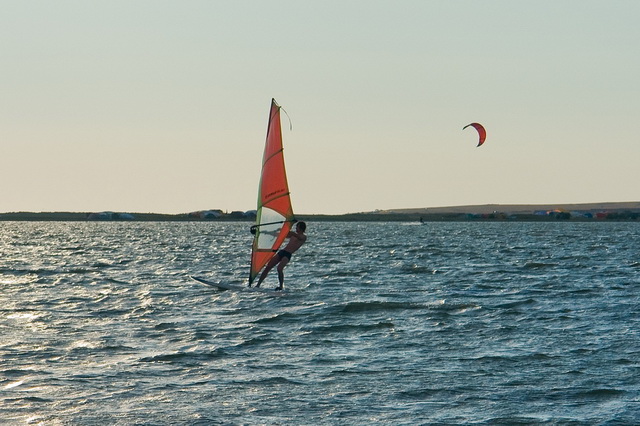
[{"x1": 1, "y1": 221, "x2": 639, "y2": 424}]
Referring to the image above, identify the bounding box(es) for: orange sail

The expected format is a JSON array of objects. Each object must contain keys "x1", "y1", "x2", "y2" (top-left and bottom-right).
[{"x1": 249, "y1": 99, "x2": 295, "y2": 284}]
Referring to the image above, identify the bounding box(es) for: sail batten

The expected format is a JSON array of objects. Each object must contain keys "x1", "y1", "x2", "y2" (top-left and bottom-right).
[
  {"x1": 249, "y1": 99, "x2": 295, "y2": 284},
  {"x1": 263, "y1": 148, "x2": 285, "y2": 164}
]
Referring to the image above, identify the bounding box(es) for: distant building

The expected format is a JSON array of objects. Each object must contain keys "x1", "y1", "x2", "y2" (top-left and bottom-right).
[
  {"x1": 188, "y1": 210, "x2": 223, "y2": 219},
  {"x1": 87, "y1": 212, "x2": 135, "y2": 221},
  {"x1": 87, "y1": 212, "x2": 111, "y2": 221},
  {"x1": 201, "y1": 210, "x2": 222, "y2": 219}
]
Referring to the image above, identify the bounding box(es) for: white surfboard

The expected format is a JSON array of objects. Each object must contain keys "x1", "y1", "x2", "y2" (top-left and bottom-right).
[{"x1": 190, "y1": 276, "x2": 287, "y2": 297}]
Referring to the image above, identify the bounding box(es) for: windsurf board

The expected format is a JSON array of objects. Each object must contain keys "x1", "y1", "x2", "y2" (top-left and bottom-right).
[{"x1": 190, "y1": 276, "x2": 287, "y2": 296}]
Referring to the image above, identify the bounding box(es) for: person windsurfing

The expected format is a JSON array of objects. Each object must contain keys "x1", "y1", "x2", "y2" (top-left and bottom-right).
[{"x1": 253, "y1": 221, "x2": 307, "y2": 290}]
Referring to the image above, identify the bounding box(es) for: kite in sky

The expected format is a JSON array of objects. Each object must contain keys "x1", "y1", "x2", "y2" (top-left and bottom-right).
[{"x1": 463, "y1": 122, "x2": 486, "y2": 147}]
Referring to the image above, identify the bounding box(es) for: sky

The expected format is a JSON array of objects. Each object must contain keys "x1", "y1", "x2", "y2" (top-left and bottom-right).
[{"x1": 2, "y1": 1, "x2": 639, "y2": 215}]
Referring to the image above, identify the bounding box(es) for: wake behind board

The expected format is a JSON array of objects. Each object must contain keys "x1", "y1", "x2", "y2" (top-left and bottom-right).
[{"x1": 190, "y1": 276, "x2": 287, "y2": 297}]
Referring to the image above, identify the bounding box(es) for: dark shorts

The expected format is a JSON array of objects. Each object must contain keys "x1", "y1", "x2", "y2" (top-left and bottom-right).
[{"x1": 277, "y1": 250, "x2": 292, "y2": 260}]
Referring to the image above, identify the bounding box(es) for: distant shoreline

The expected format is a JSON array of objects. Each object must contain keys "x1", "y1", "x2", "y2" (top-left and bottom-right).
[
  {"x1": 379, "y1": 201, "x2": 640, "y2": 215},
  {"x1": 2, "y1": 202, "x2": 639, "y2": 222}
]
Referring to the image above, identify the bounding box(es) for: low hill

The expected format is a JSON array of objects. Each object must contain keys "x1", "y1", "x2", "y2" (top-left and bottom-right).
[{"x1": 378, "y1": 202, "x2": 640, "y2": 215}]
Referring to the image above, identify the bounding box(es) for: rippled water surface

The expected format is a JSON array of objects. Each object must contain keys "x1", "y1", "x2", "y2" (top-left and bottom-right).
[{"x1": 1, "y1": 221, "x2": 639, "y2": 424}]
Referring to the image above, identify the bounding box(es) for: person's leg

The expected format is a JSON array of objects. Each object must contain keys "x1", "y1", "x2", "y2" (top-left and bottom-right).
[
  {"x1": 254, "y1": 254, "x2": 280, "y2": 287},
  {"x1": 275, "y1": 257, "x2": 290, "y2": 290}
]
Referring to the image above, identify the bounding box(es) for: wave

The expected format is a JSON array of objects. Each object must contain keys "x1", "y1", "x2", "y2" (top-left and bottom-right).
[
  {"x1": 522, "y1": 261, "x2": 559, "y2": 269},
  {"x1": 430, "y1": 302, "x2": 481, "y2": 315},
  {"x1": 138, "y1": 349, "x2": 226, "y2": 363},
  {"x1": 337, "y1": 301, "x2": 428, "y2": 313},
  {"x1": 229, "y1": 376, "x2": 304, "y2": 386},
  {"x1": 396, "y1": 264, "x2": 436, "y2": 274},
  {"x1": 307, "y1": 322, "x2": 395, "y2": 334},
  {"x1": 494, "y1": 298, "x2": 536, "y2": 309},
  {"x1": 253, "y1": 312, "x2": 300, "y2": 324},
  {"x1": 574, "y1": 388, "x2": 626, "y2": 400}
]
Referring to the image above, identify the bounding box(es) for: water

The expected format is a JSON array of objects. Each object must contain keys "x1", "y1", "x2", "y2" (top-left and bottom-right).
[{"x1": 1, "y1": 221, "x2": 639, "y2": 424}]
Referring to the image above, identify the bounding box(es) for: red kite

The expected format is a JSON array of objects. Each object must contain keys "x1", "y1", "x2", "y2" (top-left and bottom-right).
[{"x1": 463, "y1": 122, "x2": 486, "y2": 147}]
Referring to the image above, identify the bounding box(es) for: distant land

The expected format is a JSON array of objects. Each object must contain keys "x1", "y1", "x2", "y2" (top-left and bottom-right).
[
  {"x1": 368, "y1": 201, "x2": 640, "y2": 221},
  {"x1": 378, "y1": 201, "x2": 640, "y2": 215},
  {"x1": 1, "y1": 202, "x2": 639, "y2": 222}
]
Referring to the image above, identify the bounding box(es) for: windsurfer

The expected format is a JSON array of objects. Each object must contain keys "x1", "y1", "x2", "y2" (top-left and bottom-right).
[{"x1": 253, "y1": 221, "x2": 307, "y2": 290}]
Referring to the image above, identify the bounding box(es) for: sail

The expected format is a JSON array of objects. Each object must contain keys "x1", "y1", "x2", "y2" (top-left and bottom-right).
[{"x1": 249, "y1": 99, "x2": 295, "y2": 284}]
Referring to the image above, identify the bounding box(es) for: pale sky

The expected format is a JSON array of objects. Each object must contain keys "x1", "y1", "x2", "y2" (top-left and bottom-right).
[{"x1": 2, "y1": 1, "x2": 639, "y2": 215}]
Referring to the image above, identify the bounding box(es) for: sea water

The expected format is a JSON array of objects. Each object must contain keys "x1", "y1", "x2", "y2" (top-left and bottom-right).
[{"x1": 0, "y1": 221, "x2": 638, "y2": 424}]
